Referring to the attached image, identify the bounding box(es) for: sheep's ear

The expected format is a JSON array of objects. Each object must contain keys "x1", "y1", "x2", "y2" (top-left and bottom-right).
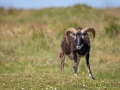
[{"x1": 69, "y1": 33, "x2": 76, "y2": 39}]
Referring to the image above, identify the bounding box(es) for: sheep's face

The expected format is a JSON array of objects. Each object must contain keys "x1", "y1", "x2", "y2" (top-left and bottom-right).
[
  {"x1": 69, "y1": 32, "x2": 87, "y2": 50},
  {"x1": 75, "y1": 32, "x2": 84, "y2": 50}
]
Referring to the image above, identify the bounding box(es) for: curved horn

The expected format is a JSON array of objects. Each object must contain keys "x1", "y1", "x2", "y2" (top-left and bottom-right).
[
  {"x1": 65, "y1": 28, "x2": 77, "y2": 44},
  {"x1": 81, "y1": 27, "x2": 95, "y2": 41}
]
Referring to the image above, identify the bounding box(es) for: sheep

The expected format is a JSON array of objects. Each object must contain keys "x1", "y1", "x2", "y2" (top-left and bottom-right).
[{"x1": 59, "y1": 26, "x2": 95, "y2": 79}]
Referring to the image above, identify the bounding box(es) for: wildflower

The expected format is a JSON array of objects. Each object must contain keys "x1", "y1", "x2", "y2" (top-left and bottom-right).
[
  {"x1": 83, "y1": 84, "x2": 85, "y2": 87},
  {"x1": 82, "y1": 72, "x2": 85, "y2": 75}
]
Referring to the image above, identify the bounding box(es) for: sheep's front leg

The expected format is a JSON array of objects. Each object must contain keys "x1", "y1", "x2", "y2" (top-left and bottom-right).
[
  {"x1": 85, "y1": 53, "x2": 95, "y2": 80},
  {"x1": 73, "y1": 53, "x2": 80, "y2": 76}
]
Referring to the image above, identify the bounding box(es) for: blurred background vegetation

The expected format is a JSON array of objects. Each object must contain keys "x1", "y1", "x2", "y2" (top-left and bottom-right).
[{"x1": 0, "y1": 5, "x2": 120, "y2": 90}]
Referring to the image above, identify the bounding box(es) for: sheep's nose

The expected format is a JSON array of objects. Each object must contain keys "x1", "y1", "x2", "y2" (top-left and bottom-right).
[
  {"x1": 76, "y1": 44, "x2": 83, "y2": 49},
  {"x1": 76, "y1": 46, "x2": 81, "y2": 49}
]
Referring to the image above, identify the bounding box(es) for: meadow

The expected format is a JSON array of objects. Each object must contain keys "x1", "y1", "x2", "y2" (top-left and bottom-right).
[{"x1": 0, "y1": 5, "x2": 120, "y2": 90}]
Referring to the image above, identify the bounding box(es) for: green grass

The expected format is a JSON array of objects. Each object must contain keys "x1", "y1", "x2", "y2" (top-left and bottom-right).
[
  {"x1": 0, "y1": 4, "x2": 120, "y2": 90},
  {"x1": 0, "y1": 59, "x2": 120, "y2": 90}
]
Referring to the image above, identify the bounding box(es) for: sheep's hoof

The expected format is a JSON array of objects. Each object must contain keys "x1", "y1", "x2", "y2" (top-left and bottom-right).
[
  {"x1": 74, "y1": 74, "x2": 78, "y2": 76},
  {"x1": 89, "y1": 74, "x2": 95, "y2": 80},
  {"x1": 90, "y1": 76, "x2": 95, "y2": 80},
  {"x1": 91, "y1": 77, "x2": 95, "y2": 80}
]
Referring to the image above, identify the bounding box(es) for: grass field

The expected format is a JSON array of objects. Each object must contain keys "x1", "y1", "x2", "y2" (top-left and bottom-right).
[{"x1": 0, "y1": 5, "x2": 120, "y2": 90}]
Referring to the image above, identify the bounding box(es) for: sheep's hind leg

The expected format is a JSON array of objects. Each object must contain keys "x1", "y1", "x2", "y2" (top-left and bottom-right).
[{"x1": 60, "y1": 51, "x2": 66, "y2": 73}]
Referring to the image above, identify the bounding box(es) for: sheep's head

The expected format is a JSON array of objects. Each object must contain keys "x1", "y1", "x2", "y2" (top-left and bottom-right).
[{"x1": 65, "y1": 27, "x2": 95, "y2": 49}]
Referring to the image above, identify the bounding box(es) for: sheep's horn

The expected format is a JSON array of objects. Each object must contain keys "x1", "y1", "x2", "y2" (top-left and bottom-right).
[
  {"x1": 65, "y1": 28, "x2": 77, "y2": 44},
  {"x1": 81, "y1": 27, "x2": 95, "y2": 41}
]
